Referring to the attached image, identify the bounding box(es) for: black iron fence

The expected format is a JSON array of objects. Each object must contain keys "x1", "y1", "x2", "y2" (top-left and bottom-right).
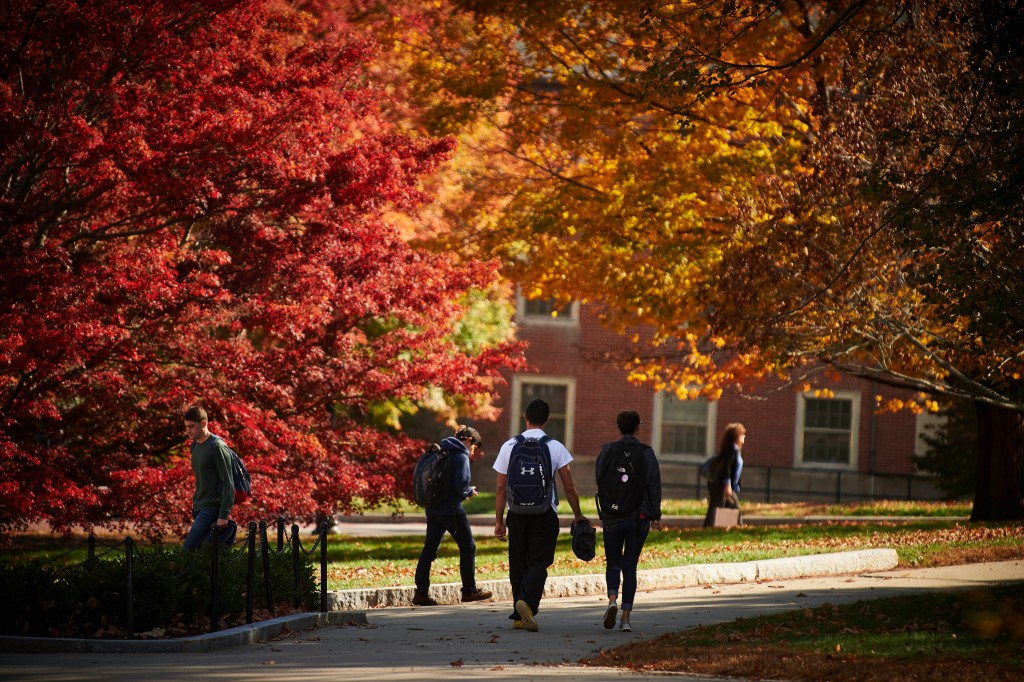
[{"x1": 67, "y1": 517, "x2": 330, "y2": 639}]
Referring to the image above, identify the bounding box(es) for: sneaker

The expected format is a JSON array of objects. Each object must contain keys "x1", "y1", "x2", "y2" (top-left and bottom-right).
[
  {"x1": 461, "y1": 589, "x2": 493, "y2": 603},
  {"x1": 619, "y1": 621, "x2": 632, "y2": 633},
  {"x1": 512, "y1": 620, "x2": 526, "y2": 629},
  {"x1": 603, "y1": 603, "x2": 618, "y2": 630},
  {"x1": 514, "y1": 600, "x2": 539, "y2": 632},
  {"x1": 412, "y1": 592, "x2": 438, "y2": 606}
]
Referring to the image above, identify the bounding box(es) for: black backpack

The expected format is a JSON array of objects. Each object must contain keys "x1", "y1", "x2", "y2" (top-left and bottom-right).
[
  {"x1": 700, "y1": 453, "x2": 727, "y2": 482},
  {"x1": 413, "y1": 443, "x2": 452, "y2": 508},
  {"x1": 596, "y1": 440, "x2": 646, "y2": 520},
  {"x1": 505, "y1": 435, "x2": 555, "y2": 514},
  {"x1": 210, "y1": 435, "x2": 251, "y2": 504}
]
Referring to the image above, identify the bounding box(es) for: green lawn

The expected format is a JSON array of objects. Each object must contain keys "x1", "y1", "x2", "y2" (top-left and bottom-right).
[
  {"x1": 325, "y1": 517, "x2": 1021, "y2": 590},
  {"x1": 406, "y1": 494, "x2": 972, "y2": 518},
  {"x1": 585, "y1": 583, "x2": 1024, "y2": 680}
]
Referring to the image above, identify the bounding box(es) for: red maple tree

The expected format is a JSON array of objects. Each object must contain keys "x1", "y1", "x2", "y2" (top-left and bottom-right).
[{"x1": 0, "y1": 0, "x2": 524, "y2": 537}]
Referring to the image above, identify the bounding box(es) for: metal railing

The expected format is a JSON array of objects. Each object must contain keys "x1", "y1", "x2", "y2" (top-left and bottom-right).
[
  {"x1": 68, "y1": 517, "x2": 331, "y2": 639},
  {"x1": 673, "y1": 464, "x2": 947, "y2": 504}
]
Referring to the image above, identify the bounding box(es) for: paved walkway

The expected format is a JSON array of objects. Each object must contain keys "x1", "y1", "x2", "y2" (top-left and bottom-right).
[{"x1": 2, "y1": 558, "x2": 1021, "y2": 682}]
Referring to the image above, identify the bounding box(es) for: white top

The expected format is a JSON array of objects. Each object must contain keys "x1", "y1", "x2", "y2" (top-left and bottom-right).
[{"x1": 492, "y1": 428, "x2": 574, "y2": 511}]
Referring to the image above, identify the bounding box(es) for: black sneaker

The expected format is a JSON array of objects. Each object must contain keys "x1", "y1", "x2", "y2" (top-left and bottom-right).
[
  {"x1": 412, "y1": 593, "x2": 438, "y2": 606},
  {"x1": 461, "y1": 589, "x2": 493, "y2": 603}
]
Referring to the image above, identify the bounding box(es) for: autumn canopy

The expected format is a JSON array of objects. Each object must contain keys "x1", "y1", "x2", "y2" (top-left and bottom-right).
[
  {"x1": 2, "y1": 0, "x2": 1022, "y2": 530},
  {"x1": 357, "y1": 0, "x2": 1024, "y2": 519},
  {"x1": 0, "y1": 0, "x2": 522, "y2": 535}
]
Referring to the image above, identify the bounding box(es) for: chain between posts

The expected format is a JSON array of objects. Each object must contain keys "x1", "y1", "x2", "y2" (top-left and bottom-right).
[{"x1": 26, "y1": 516, "x2": 332, "y2": 638}]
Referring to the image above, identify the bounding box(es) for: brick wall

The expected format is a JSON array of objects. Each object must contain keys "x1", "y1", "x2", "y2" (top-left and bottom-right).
[{"x1": 469, "y1": 304, "x2": 927, "y2": 500}]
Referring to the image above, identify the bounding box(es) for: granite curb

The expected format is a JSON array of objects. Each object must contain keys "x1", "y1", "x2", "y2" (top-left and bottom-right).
[{"x1": 327, "y1": 547, "x2": 899, "y2": 608}]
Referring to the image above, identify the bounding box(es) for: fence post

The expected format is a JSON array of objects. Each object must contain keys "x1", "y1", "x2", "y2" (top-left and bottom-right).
[
  {"x1": 246, "y1": 522, "x2": 256, "y2": 625},
  {"x1": 88, "y1": 534, "x2": 96, "y2": 562},
  {"x1": 765, "y1": 467, "x2": 772, "y2": 503},
  {"x1": 124, "y1": 536, "x2": 134, "y2": 640},
  {"x1": 695, "y1": 463, "x2": 702, "y2": 499},
  {"x1": 835, "y1": 471, "x2": 842, "y2": 504},
  {"x1": 260, "y1": 520, "x2": 274, "y2": 617},
  {"x1": 907, "y1": 474, "x2": 913, "y2": 500},
  {"x1": 319, "y1": 521, "x2": 328, "y2": 613},
  {"x1": 209, "y1": 523, "x2": 221, "y2": 632},
  {"x1": 291, "y1": 523, "x2": 301, "y2": 609},
  {"x1": 277, "y1": 516, "x2": 286, "y2": 552}
]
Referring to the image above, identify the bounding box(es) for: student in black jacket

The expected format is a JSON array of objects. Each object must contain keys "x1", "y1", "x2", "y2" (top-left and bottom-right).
[
  {"x1": 412, "y1": 426, "x2": 493, "y2": 606},
  {"x1": 595, "y1": 410, "x2": 662, "y2": 632}
]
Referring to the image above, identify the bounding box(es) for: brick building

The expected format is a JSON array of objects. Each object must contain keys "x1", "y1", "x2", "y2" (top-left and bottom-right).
[{"x1": 469, "y1": 296, "x2": 944, "y2": 504}]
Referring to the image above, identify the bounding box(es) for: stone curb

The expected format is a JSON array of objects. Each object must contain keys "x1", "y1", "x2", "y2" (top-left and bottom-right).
[
  {"x1": 327, "y1": 547, "x2": 899, "y2": 609},
  {"x1": 0, "y1": 610, "x2": 367, "y2": 654}
]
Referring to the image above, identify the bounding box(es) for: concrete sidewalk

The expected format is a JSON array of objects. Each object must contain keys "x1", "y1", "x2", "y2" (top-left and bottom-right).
[{"x1": 2, "y1": 557, "x2": 1021, "y2": 682}]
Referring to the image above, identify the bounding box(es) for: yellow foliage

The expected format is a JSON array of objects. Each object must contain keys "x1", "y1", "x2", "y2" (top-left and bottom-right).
[{"x1": 354, "y1": 0, "x2": 1022, "y2": 415}]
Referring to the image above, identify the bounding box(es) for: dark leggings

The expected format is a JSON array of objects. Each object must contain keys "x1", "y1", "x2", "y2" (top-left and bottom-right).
[{"x1": 703, "y1": 483, "x2": 740, "y2": 528}]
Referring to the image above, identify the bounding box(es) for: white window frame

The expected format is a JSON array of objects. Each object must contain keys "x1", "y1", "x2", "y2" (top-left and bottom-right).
[
  {"x1": 515, "y1": 289, "x2": 579, "y2": 326},
  {"x1": 794, "y1": 391, "x2": 860, "y2": 469},
  {"x1": 651, "y1": 390, "x2": 717, "y2": 462},
  {"x1": 510, "y1": 375, "x2": 576, "y2": 451}
]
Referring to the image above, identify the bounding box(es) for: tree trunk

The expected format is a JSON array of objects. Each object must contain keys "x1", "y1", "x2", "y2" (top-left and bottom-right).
[{"x1": 970, "y1": 401, "x2": 1024, "y2": 521}]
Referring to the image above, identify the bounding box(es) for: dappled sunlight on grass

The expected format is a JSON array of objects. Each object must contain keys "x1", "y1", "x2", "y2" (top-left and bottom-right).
[{"x1": 583, "y1": 584, "x2": 1024, "y2": 681}]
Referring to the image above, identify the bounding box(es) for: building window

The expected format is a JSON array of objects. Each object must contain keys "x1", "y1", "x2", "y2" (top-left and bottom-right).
[
  {"x1": 515, "y1": 291, "x2": 579, "y2": 325},
  {"x1": 796, "y1": 392, "x2": 860, "y2": 468},
  {"x1": 653, "y1": 391, "x2": 716, "y2": 460},
  {"x1": 511, "y1": 377, "x2": 575, "y2": 448}
]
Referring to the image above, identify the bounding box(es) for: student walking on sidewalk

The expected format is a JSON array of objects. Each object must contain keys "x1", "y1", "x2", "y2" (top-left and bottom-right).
[
  {"x1": 493, "y1": 399, "x2": 588, "y2": 632},
  {"x1": 595, "y1": 410, "x2": 662, "y2": 633},
  {"x1": 413, "y1": 426, "x2": 493, "y2": 606}
]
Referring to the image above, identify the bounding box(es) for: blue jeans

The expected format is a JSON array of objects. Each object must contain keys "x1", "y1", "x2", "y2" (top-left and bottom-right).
[
  {"x1": 183, "y1": 507, "x2": 237, "y2": 550},
  {"x1": 415, "y1": 508, "x2": 477, "y2": 595},
  {"x1": 602, "y1": 516, "x2": 651, "y2": 611}
]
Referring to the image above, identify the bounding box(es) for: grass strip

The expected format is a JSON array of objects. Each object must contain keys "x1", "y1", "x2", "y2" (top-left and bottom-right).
[
  {"x1": 584, "y1": 584, "x2": 1024, "y2": 681},
  {"x1": 324, "y1": 520, "x2": 1023, "y2": 590}
]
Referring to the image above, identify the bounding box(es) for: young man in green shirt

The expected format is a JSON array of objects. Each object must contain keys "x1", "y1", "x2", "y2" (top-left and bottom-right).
[{"x1": 183, "y1": 405, "x2": 237, "y2": 549}]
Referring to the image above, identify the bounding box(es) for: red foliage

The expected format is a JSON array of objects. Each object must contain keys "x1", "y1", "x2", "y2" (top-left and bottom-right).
[{"x1": 0, "y1": 0, "x2": 524, "y2": 538}]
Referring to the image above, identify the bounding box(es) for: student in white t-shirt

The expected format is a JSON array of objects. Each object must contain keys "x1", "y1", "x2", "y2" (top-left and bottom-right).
[{"x1": 493, "y1": 399, "x2": 588, "y2": 632}]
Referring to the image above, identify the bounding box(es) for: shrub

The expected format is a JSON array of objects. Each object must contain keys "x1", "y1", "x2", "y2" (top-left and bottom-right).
[{"x1": 0, "y1": 542, "x2": 318, "y2": 637}]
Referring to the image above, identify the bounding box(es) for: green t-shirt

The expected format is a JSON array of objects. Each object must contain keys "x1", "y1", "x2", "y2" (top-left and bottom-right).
[{"x1": 190, "y1": 434, "x2": 235, "y2": 519}]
